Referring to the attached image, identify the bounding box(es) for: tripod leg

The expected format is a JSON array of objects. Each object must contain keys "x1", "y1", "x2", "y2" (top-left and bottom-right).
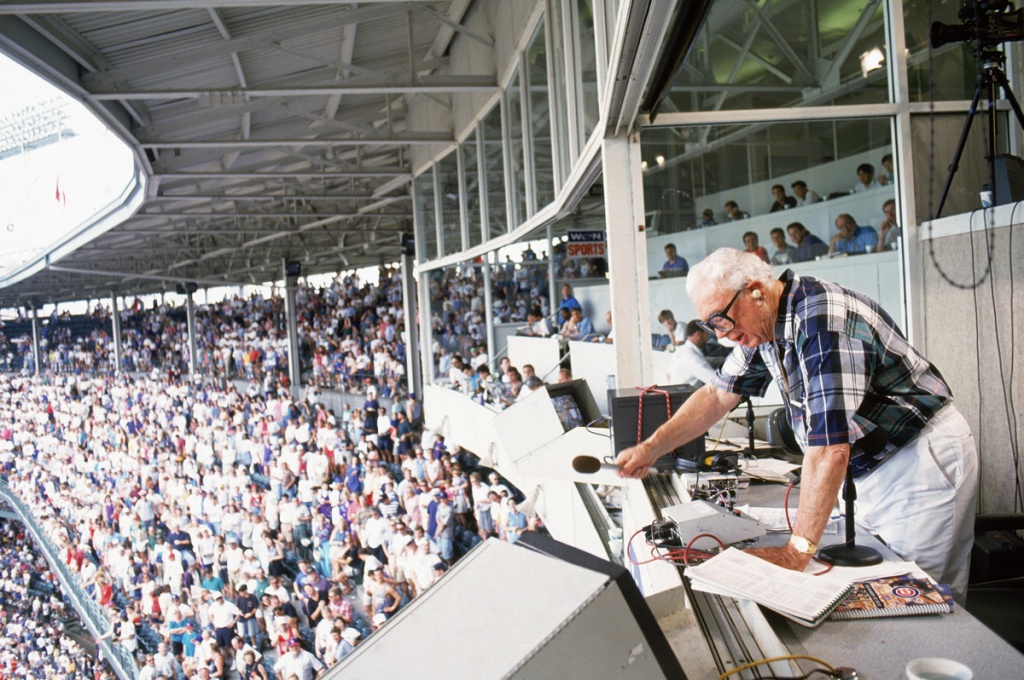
[
  {"x1": 982, "y1": 69, "x2": 1024, "y2": 205},
  {"x1": 935, "y1": 78, "x2": 986, "y2": 220}
]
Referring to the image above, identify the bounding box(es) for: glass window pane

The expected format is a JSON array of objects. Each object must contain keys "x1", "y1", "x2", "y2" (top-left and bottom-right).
[
  {"x1": 527, "y1": 20, "x2": 556, "y2": 209},
  {"x1": 482, "y1": 103, "x2": 508, "y2": 240},
  {"x1": 548, "y1": 3, "x2": 572, "y2": 181},
  {"x1": 904, "y1": 0, "x2": 975, "y2": 102},
  {"x1": 576, "y1": 0, "x2": 601, "y2": 145},
  {"x1": 642, "y1": 119, "x2": 894, "y2": 256},
  {"x1": 462, "y1": 130, "x2": 483, "y2": 249},
  {"x1": 414, "y1": 171, "x2": 437, "y2": 263},
  {"x1": 437, "y1": 150, "x2": 461, "y2": 257},
  {"x1": 506, "y1": 72, "x2": 529, "y2": 227},
  {"x1": 660, "y1": 0, "x2": 889, "y2": 113}
]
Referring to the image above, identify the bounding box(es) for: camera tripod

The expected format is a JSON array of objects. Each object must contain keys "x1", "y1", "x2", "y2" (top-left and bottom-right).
[{"x1": 934, "y1": 48, "x2": 1024, "y2": 219}]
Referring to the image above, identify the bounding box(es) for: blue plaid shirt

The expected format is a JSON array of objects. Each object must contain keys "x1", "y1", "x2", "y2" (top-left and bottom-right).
[{"x1": 711, "y1": 270, "x2": 951, "y2": 475}]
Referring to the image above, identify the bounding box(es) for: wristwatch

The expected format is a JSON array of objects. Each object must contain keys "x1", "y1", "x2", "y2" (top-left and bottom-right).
[{"x1": 788, "y1": 534, "x2": 818, "y2": 555}]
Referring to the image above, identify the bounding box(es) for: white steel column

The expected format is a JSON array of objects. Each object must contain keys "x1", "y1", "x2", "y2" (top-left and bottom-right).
[
  {"x1": 602, "y1": 132, "x2": 653, "y2": 388},
  {"x1": 886, "y1": 0, "x2": 922, "y2": 345},
  {"x1": 30, "y1": 306, "x2": 41, "y2": 377},
  {"x1": 283, "y1": 261, "x2": 302, "y2": 396},
  {"x1": 417, "y1": 270, "x2": 435, "y2": 385},
  {"x1": 185, "y1": 291, "x2": 198, "y2": 377},
  {"x1": 546, "y1": 224, "x2": 557, "y2": 314},
  {"x1": 110, "y1": 292, "x2": 122, "y2": 373},
  {"x1": 400, "y1": 251, "x2": 423, "y2": 398},
  {"x1": 481, "y1": 258, "x2": 496, "y2": 368}
]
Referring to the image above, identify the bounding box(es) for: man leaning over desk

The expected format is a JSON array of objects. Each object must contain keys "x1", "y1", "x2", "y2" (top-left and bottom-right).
[{"x1": 616, "y1": 248, "x2": 979, "y2": 602}]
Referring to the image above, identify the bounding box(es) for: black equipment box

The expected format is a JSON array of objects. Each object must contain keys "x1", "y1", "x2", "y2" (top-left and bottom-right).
[
  {"x1": 970, "y1": 529, "x2": 1024, "y2": 584},
  {"x1": 608, "y1": 385, "x2": 705, "y2": 471}
]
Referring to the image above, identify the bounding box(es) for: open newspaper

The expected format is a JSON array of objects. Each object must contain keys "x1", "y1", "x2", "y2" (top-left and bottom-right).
[{"x1": 685, "y1": 548, "x2": 853, "y2": 627}]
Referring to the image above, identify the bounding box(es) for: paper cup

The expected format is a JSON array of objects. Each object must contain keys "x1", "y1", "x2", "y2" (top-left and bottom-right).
[{"x1": 906, "y1": 657, "x2": 972, "y2": 680}]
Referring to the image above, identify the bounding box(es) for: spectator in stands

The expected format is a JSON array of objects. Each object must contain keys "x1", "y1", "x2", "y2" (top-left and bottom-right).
[
  {"x1": 523, "y1": 307, "x2": 552, "y2": 337},
  {"x1": 742, "y1": 232, "x2": 770, "y2": 263},
  {"x1": 567, "y1": 308, "x2": 595, "y2": 341},
  {"x1": 790, "y1": 180, "x2": 822, "y2": 206},
  {"x1": 786, "y1": 222, "x2": 829, "y2": 262},
  {"x1": 661, "y1": 244, "x2": 689, "y2": 274},
  {"x1": 557, "y1": 284, "x2": 582, "y2": 314},
  {"x1": 723, "y1": 201, "x2": 750, "y2": 222},
  {"x1": 769, "y1": 184, "x2": 797, "y2": 212},
  {"x1": 878, "y1": 198, "x2": 901, "y2": 251},
  {"x1": 697, "y1": 209, "x2": 718, "y2": 228},
  {"x1": 830, "y1": 213, "x2": 879, "y2": 255},
  {"x1": 602, "y1": 310, "x2": 614, "y2": 344},
  {"x1": 769, "y1": 227, "x2": 798, "y2": 265},
  {"x1": 239, "y1": 649, "x2": 267, "y2": 680},
  {"x1": 557, "y1": 368, "x2": 573, "y2": 383},
  {"x1": 852, "y1": 163, "x2": 881, "y2": 193},
  {"x1": 657, "y1": 310, "x2": 687, "y2": 347},
  {"x1": 503, "y1": 499, "x2": 528, "y2": 545},
  {"x1": 273, "y1": 638, "x2": 325, "y2": 680},
  {"x1": 880, "y1": 152, "x2": 894, "y2": 185},
  {"x1": 667, "y1": 321, "x2": 718, "y2": 388}
]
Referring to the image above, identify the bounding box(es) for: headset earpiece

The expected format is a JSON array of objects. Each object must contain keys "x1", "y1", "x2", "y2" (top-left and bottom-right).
[{"x1": 752, "y1": 289, "x2": 762, "y2": 300}]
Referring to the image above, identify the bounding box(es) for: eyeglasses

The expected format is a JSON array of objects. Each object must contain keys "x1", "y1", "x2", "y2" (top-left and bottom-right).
[{"x1": 697, "y1": 288, "x2": 746, "y2": 334}]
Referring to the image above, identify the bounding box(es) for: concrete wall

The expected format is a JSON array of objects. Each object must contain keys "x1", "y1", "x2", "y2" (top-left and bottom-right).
[{"x1": 920, "y1": 214, "x2": 1024, "y2": 515}]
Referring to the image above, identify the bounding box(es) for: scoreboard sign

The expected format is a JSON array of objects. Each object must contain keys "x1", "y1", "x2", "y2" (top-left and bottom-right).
[{"x1": 566, "y1": 231, "x2": 606, "y2": 259}]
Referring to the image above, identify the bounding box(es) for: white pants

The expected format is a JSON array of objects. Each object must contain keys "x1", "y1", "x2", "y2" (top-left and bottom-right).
[{"x1": 853, "y1": 405, "x2": 979, "y2": 603}]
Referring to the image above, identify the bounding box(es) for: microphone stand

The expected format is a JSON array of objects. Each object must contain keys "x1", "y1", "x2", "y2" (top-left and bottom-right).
[
  {"x1": 818, "y1": 465, "x2": 883, "y2": 567},
  {"x1": 745, "y1": 397, "x2": 755, "y2": 461}
]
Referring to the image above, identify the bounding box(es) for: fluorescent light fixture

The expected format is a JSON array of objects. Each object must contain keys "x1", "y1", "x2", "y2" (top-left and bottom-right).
[{"x1": 860, "y1": 47, "x2": 885, "y2": 78}]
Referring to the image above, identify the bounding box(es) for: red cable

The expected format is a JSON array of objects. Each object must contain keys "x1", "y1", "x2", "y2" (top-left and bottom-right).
[
  {"x1": 682, "y1": 532, "x2": 728, "y2": 566},
  {"x1": 635, "y1": 385, "x2": 671, "y2": 446},
  {"x1": 784, "y1": 481, "x2": 795, "y2": 533}
]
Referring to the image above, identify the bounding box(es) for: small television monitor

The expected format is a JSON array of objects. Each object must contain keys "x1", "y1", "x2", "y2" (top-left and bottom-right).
[
  {"x1": 543, "y1": 379, "x2": 603, "y2": 433},
  {"x1": 551, "y1": 393, "x2": 585, "y2": 432}
]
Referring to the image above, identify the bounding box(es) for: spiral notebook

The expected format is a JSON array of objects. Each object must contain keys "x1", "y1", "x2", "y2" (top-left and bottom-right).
[
  {"x1": 685, "y1": 548, "x2": 852, "y2": 627},
  {"x1": 829, "y1": 575, "x2": 953, "y2": 620}
]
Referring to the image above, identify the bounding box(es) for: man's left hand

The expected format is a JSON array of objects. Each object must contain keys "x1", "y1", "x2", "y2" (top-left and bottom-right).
[{"x1": 744, "y1": 545, "x2": 812, "y2": 571}]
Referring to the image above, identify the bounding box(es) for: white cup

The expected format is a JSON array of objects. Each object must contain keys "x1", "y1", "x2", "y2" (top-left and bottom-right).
[
  {"x1": 865, "y1": 245, "x2": 875, "y2": 253},
  {"x1": 905, "y1": 657, "x2": 973, "y2": 680},
  {"x1": 980, "y1": 190, "x2": 993, "y2": 208}
]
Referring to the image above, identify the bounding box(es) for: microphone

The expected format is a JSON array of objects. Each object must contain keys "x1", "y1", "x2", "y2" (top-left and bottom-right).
[{"x1": 571, "y1": 456, "x2": 620, "y2": 474}]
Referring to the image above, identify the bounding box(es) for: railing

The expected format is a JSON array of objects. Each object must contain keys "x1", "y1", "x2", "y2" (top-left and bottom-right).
[{"x1": 0, "y1": 480, "x2": 137, "y2": 680}]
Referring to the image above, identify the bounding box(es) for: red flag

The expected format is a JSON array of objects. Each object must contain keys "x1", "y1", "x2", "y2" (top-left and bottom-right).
[{"x1": 55, "y1": 175, "x2": 66, "y2": 205}]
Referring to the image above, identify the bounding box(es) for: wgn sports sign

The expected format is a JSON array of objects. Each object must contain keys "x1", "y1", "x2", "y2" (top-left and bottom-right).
[{"x1": 566, "y1": 231, "x2": 606, "y2": 259}]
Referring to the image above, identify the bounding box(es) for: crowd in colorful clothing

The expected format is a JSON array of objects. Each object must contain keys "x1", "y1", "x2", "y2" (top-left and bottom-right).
[{"x1": 0, "y1": 367, "x2": 530, "y2": 677}]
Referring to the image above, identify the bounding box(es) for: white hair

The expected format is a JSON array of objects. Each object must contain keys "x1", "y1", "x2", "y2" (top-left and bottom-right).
[{"x1": 686, "y1": 248, "x2": 775, "y2": 306}]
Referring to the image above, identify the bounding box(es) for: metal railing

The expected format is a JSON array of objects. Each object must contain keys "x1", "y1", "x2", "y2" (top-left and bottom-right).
[{"x1": 0, "y1": 480, "x2": 137, "y2": 680}]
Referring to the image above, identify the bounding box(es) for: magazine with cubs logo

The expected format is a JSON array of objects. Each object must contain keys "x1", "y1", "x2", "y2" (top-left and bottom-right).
[{"x1": 829, "y1": 575, "x2": 953, "y2": 620}]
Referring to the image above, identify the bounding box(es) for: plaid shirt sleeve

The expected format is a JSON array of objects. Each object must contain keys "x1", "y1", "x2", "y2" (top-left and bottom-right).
[{"x1": 709, "y1": 345, "x2": 773, "y2": 398}]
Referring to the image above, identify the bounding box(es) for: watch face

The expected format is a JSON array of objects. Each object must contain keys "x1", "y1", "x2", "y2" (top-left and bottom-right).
[{"x1": 791, "y1": 536, "x2": 814, "y2": 553}]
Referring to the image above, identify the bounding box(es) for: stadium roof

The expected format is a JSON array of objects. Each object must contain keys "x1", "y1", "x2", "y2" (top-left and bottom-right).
[{"x1": 0, "y1": 1, "x2": 476, "y2": 305}]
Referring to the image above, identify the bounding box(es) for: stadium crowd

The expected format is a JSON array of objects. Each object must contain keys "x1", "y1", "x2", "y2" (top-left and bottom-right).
[
  {"x1": 0, "y1": 367, "x2": 530, "y2": 676},
  {"x1": 0, "y1": 515, "x2": 109, "y2": 680},
  {"x1": 1, "y1": 267, "x2": 410, "y2": 401}
]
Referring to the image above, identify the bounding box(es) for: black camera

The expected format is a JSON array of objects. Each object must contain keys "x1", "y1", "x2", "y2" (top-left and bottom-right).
[{"x1": 931, "y1": 0, "x2": 1024, "y2": 48}]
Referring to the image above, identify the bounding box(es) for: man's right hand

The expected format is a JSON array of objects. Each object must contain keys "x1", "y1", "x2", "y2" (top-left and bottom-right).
[{"x1": 615, "y1": 442, "x2": 660, "y2": 479}]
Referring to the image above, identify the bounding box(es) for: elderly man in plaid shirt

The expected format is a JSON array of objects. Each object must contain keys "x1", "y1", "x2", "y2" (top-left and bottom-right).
[{"x1": 617, "y1": 248, "x2": 978, "y2": 602}]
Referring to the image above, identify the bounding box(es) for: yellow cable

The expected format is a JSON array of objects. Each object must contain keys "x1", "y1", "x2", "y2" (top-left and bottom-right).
[
  {"x1": 709, "y1": 416, "x2": 730, "y2": 451},
  {"x1": 717, "y1": 654, "x2": 836, "y2": 680}
]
